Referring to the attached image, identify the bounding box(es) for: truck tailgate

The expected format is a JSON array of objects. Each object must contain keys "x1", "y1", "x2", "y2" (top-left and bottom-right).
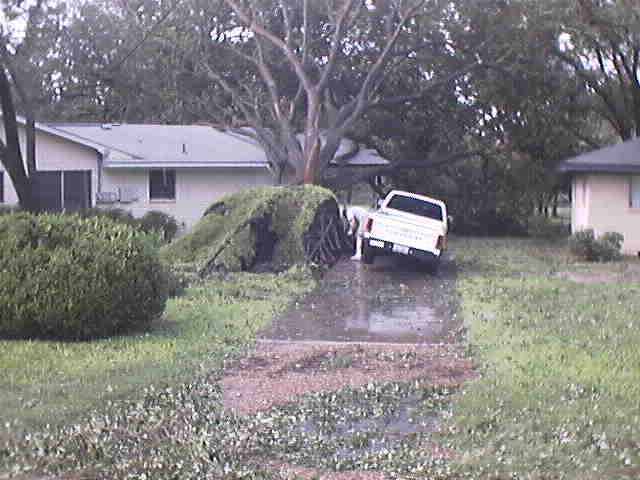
[{"x1": 369, "y1": 211, "x2": 444, "y2": 252}]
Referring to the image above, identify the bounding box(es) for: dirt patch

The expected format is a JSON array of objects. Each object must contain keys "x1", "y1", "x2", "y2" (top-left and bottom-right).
[
  {"x1": 267, "y1": 462, "x2": 387, "y2": 480},
  {"x1": 222, "y1": 342, "x2": 473, "y2": 415},
  {"x1": 556, "y1": 258, "x2": 640, "y2": 285},
  {"x1": 557, "y1": 270, "x2": 621, "y2": 284}
]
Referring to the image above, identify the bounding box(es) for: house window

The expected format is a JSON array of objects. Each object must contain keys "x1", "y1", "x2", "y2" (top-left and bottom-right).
[
  {"x1": 0, "y1": 171, "x2": 4, "y2": 203},
  {"x1": 631, "y1": 176, "x2": 640, "y2": 208},
  {"x1": 149, "y1": 169, "x2": 176, "y2": 200}
]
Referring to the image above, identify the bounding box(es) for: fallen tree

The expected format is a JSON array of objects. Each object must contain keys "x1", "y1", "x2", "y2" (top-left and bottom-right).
[{"x1": 162, "y1": 186, "x2": 349, "y2": 276}]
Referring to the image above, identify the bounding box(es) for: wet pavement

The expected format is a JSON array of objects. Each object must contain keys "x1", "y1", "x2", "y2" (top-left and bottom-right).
[
  {"x1": 259, "y1": 255, "x2": 460, "y2": 344},
  {"x1": 227, "y1": 255, "x2": 470, "y2": 477}
]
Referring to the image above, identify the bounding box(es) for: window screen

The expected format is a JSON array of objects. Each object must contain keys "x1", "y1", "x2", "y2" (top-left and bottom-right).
[
  {"x1": 149, "y1": 169, "x2": 176, "y2": 200},
  {"x1": 631, "y1": 176, "x2": 640, "y2": 208},
  {"x1": 63, "y1": 170, "x2": 92, "y2": 211},
  {"x1": 32, "y1": 171, "x2": 62, "y2": 212},
  {"x1": 387, "y1": 194, "x2": 443, "y2": 221}
]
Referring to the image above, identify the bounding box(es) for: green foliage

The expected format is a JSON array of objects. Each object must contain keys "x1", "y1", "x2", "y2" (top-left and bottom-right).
[
  {"x1": 162, "y1": 185, "x2": 336, "y2": 274},
  {"x1": 569, "y1": 229, "x2": 624, "y2": 262},
  {"x1": 0, "y1": 205, "x2": 19, "y2": 215},
  {"x1": 442, "y1": 237, "x2": 640, "y2": 478},
  {"x1": 140, "y1": 210, "x2": 180, "y2": 242},
  {"x1": 4, "y1": 372, "x2": 451, "y2": 478},
  {"x1": 598, "y1": 232, "x2": 625, "y2": 260},
  {"x1": 80, "y1": 207, "x2": 138, "y2": 226},
  {"x1": 0, "y1": 266, "x2": 314, "y2": 429},
  {"x1": 527, "y1": 215, "x2": 571, "y2": 239},
  {"x1": 0, "y1": 212, "x2": 168, "y2": 340},
  {"x1": 81, "y1": 208, "x2": 178, "y2": 244}
]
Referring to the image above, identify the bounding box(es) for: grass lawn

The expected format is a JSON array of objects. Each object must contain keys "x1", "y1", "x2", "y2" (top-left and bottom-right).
[
  {"x1": 4, "y1": 234, "x2": 640, "y2": 479},
  {"x1": 0, "y1": 268, "x2": 314, "y2": 434},
  {"x1": 442, "y1": 236, "x2": 640, "y2": 479}
]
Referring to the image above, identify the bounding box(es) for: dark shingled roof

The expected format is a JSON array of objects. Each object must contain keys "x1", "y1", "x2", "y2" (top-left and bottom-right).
[{"x1": 558, "y1": 137, "x2": 640, "y2": 173}]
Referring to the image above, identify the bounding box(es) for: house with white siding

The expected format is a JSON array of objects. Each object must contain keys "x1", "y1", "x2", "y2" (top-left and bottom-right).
[
  {"x1": 0, "y1": 119, "x2": 388, "y2": 228},
  {"x1": 559, "y1": 137, "x2": 640, "y2": 255}
]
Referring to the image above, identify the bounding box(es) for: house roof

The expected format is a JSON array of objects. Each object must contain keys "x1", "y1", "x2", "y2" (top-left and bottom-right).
[
  {"x1": 4, "y1": 116, "x2": 388, "y2": 170},
  {"x1": 9, "y1": 116, "x2": 135, "y2": 158},
  {"x1": 558, "y1": 137, "x2": 640, "y2": 174},
  {"x1": 331, "y1": 139, "x2": 389, "y2": 167},
  {"x1": 226, "y1": 129, "x2": 389, "y2": 167},
  {"x1": 48, "y1": 123, "x2": 270, "y2": 168},
  {"x1": 47, "y1": 123, "x2": 389, "y2": 169}
]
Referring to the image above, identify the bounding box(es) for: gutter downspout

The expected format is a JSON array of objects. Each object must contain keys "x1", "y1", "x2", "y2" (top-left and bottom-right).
[{"x1": 96, "y1": 150, "x2": 105, "y2": 206}]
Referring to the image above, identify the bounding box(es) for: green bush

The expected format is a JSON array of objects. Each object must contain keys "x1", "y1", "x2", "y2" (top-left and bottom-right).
[
  {"x1": 0, "y1": 213, "x2": 168, "y2": 340},
  {"x1": 80, "y1": 207, "x2": 138, "y2": 226},
  {"x1": 0, "y1": 205, "x2": 19, "y2": 216},
  {"x1": 140, "y1": 210, "x2": 179, "y2": 242},
  {"x1": 569, "y1": 229, "x2": 624, "y2": 262},
  {"x1": 595, "y1": 231, "x2": 624, "y2": 261},
  {"x1": 527, "y1": 216, "x2": 570, "y2": 238},
  {"x1": 81, "y1": 208, "x2": 179, "y2": 243},
  {"x1": 161, "y1": 186, "x2": 337, "y2": 274}
]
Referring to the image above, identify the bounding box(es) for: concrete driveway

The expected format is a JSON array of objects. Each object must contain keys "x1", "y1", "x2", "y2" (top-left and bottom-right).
[{"x1": 259, "y1": 255, "x2": 461, "y2": 344}]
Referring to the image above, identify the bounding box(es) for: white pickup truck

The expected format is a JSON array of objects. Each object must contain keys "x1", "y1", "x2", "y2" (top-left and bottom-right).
[{"x1": 361, "y1": 190, "x2": 448, "y2": 269}]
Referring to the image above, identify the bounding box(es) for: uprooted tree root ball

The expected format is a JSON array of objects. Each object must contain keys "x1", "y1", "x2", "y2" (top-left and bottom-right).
[{"x1": 162, "y1": 186, "x2": 350, "y2": 276}]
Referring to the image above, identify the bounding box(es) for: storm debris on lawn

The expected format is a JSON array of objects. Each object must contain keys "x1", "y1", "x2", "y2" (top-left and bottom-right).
[
  {"x1": 2, "y1": 341, "x2": 471, "y2": 480},
  {"x1": 223, "y1": 342, "x2": 473, "y2": 415},
  {"x1": 266, "y1": 461, "x2": 387, "y2": 480}
]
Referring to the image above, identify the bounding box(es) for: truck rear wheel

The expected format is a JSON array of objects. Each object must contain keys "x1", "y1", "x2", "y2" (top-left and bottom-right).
[
  {"x1": 362, "y1": 243, "x2": 375, "y2": 265},
  {"x1": 426, "y1": 256, "x2": 440, "y2": 274}
]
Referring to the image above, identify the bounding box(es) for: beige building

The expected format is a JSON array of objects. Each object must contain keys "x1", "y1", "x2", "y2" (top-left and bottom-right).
[
  {"x1": 0, "y1": 119, "x2": 388, "y2": 229},
  {"x1": 559, "y1": 138, "x2": 640, "y2": 255}
]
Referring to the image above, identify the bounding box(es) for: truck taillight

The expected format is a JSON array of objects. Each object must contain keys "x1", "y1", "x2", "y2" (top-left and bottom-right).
[
  {"x1": 436, "y1": 235, "x2": 447, "y2": 250},
  {"x1": 364, "y1": 218, "x2": 373, "y2": 233}
]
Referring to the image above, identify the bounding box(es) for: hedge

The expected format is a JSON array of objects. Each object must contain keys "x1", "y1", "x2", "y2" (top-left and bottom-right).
[{"x1": 0, "y1": 213, "x2": 168, "y2": 340}]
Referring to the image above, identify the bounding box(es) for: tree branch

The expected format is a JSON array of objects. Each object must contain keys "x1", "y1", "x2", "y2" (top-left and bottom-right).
[
  {"x1": 366, "y1": 62, "x2": 479, "y2": 110},
  {"x1": 279, "y1": 0, "x2": 293, "y2": 49},
  {"x1": 554, "y1": 47, "x2": 630, "y2": 138},
  {"x1": 203, "y1": 63, "x2": 261, "y2": 126},
  {"x1": 317, "y1": 0, "x2": 357, "y2": 92},
  {"x1": 108, "y1": 0, "x2": 180, "y2": 73},
  {"x1": 323, "y1": 149, "x2": 482, "y2": 188},
  {"x1": 254, "y1": 36, "x2": 284, "y2": 122},
  {"x1": 224, "y1": 0, "x2": 313, "y2": 95},
  {"x1": 338, "y1": 1, "x2": 426, "y2": 132}
]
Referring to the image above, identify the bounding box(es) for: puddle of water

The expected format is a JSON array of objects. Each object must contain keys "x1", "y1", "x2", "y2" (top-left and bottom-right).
[
  {"x1": 260, "y1": 257, "x2": 460, "y2": 343},
  {"x1": 297, "y1": 393, "x2": 440, "y2": 461}
]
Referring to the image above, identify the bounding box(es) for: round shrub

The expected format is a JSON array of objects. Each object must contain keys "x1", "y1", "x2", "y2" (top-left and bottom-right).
[
  {"x1": 80, "y1": 207, "x2": 138, "y2": 226},
  {"x1": 81, "y1": 208, "x2": 179, "y2": 243},
  {"x1": 0, "y1": 213, "x2": 168, "y2": 340},
  {"x1": 140, "y1": 210, "x2": 179, "y2": 242},
  {"x1": 569, "y1": 228, "x2": 624, "y2": 262}
]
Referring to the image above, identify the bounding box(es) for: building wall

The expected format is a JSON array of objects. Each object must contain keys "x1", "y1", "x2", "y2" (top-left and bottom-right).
[
  {"x1": 571, "y1": 174, "x2": 590, "y2": 232},
  {"x1": 573, "y1": 174, "x2": 640, "y2": 255},
  {"x1": 0, "y1": 125, "x2": 99, "y2": 206},
  {"x1": 101, "y1": 167, "x2": 275, "y2": 228}
]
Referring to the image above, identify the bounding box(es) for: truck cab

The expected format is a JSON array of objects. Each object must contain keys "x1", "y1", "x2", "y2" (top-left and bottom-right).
[{"x1": 362, "y1": 190, "x2": 448, "y2": 269}]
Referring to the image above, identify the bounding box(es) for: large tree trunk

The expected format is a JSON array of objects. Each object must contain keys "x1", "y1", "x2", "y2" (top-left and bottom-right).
[
  {"x1": 303, "y1": 138, "x2": 321, "y2": 184},
  {"x1": 0, "y1": 67, "x2": 34, "y2": 211},
  {"x1": 26, "y1": 116, "x2": 36, "y2": 176}
]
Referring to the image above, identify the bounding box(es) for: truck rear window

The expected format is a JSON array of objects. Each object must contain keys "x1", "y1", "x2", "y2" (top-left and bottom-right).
[{"x1": 387, "y1": 195, "x2": 443, "y2": 221}]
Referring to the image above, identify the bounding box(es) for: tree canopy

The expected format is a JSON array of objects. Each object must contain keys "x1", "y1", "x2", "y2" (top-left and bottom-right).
[{"x1": 2, "y1": 0, "x2": 638, "y2": 225}]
